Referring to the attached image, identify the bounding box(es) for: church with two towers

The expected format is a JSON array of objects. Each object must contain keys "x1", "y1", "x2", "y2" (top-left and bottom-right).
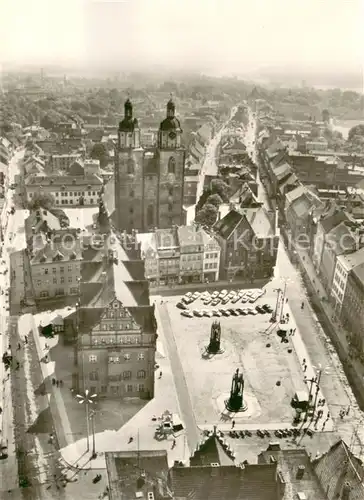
[{"x1": 114, "y1": 98, "x2": 186, "y2": 232}]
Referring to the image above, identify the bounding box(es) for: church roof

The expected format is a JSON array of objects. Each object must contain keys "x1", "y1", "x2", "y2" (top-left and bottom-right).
[{"x1": 159, "y1": 116, "x2": 181, "y2": 131}]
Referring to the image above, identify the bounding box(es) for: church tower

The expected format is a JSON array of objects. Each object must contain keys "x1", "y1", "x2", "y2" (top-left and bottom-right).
[
  {"x1": 115, "y1": 98, "x2": 144, "y2": 232},
  {"x1": 154, "y1": 98, "x2": 185, "y2": 228}
]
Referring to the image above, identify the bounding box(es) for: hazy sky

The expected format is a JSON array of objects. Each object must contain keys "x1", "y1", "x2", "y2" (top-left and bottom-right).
[{"x1": 1, "y1": 0, "x2": 363, "y2": 74}]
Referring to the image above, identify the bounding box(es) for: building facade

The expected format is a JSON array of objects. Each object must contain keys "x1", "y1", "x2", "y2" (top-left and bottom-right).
[
  {"x1": 25, "y1": 173, "x2": 103, "y2": 206},
  {"x1": 114, "y1": 98, "x2": 185, "y2": 232},
  {"x1": 78, "y1": 298, "x2": 156, "y2": 399}
]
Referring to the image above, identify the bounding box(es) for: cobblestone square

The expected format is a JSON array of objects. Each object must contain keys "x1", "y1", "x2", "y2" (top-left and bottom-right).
[{"x1": 164, "y1": 289, "x2": 309, "y2": 426}]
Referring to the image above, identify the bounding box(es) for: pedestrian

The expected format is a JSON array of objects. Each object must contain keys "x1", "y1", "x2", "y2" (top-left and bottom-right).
[
  {"x1": 52, "y1": 378, "x2": 56, "y2": 385},
  {"x1": 16, "y1": 361, "x2": 20, "y2": 370},
  {"x1": 17, "y1": 343, "x2": 21, "y2": 351},
  {"x1": 159, "y1": 371, "x2": 162, "y2": 378},
  {"x1": 56, "y1": 380, "x2": 59, "y2": 387},
  {"x1": 59, "y1": 380, "x2": 63, "y2": 387},
  {"x1": 322, "y1": 422, "x2": 326, "y2": 430},
  {"x1": 172, "y1": 439, "x2": 176, "y2": 449},
  {"x1": 45, "y1": 343, "x2": 49, "y2": 349},
  {"x1": 286, "y1": 298, "x2": 288, "y2": 303},
  {"x1": 303, "y1": 365, "x2": 307, "y2": 372},
  {"x1": 232, "y1": 420, "x2": 235, "y2": 429},
  {"x1": 24, "y1": 336, "x2": 28, "y2": 344},
  {"x1": 346, "y1": 406, "x2": 350, "y2": 415},
  {"x1": 302, "y1": 358, "x2": 306, "y2": 365}
]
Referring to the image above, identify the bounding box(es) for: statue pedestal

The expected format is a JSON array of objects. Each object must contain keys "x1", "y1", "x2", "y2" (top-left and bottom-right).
[
  {"x1": 206, "y1": 342, "x2": 224, "y2": 355},
  {"x1": 225, "y1": 396, "x2": 248, "y2": 413}
]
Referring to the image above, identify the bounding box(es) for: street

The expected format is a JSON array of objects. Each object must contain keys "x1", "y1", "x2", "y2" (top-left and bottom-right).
[{"x1": 241, "y1": 108, "x2": 364, "y2": 455}]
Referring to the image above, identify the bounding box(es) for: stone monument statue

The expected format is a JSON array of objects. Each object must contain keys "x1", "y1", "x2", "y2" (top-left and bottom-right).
[
  {"x1": 225, "y1": 368, "x2": 247, "y2": 412},
  {"x1": 207, "y1": 321, "x2": 222, "y2": 354}
]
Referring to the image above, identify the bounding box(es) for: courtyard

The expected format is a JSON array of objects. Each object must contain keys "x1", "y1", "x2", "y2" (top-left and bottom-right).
[{"x1": 160, "y1": 285, "x2": 322, "y2": 428}]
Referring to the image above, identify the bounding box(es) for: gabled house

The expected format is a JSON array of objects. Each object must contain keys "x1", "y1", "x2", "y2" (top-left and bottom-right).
[
  {"x1": 285, "y1": 185, "x2": 323, "y2": 242},
  {"x1": 213, "y1": 206, "x2": 278, "y2": 281}
]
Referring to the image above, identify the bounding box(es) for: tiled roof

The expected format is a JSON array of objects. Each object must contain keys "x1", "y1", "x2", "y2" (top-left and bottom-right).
[
  {"x1": 325, "y1": 222, "x2": 356, "y2": 255},
  {"x1": 106, "y1": 450, "x2": 170, "y2": 500},
  {"x1": 320, "y1": 210, "x2": 352, "y2": 234},
  {"x1": 244, "y1": 207, "x2": 274, "y2": 237},
  {"x1": 155, "y1": 227, "x2": 179, "y2": 248},
  {"x1": 170, "y1": 463, "x2": 279, "y2": 500},
  {"x1": 312, "y1": 440, "x2": 364, "y2": 500},
  {"x1": 213, "y1": 210, "x2": 248, "y2": 240},
  {"x1": 30, "y1": 231, "x2": 82, "y2": 264},
  {"x1": 177, "y1": 225, "x2": 204, "y2": 247},
  {"x1": 25, "y1": 208, "x2": 62, "y2": 236},
  {"x1": 273, "y1": 162, "x2": 292, "y2": 182},
  {"x1": 25, "y1": 173, "x2": 102, "y2": 187},
  {"x1": 190, "y1": 432, "x2": 234, "y2": 467}
]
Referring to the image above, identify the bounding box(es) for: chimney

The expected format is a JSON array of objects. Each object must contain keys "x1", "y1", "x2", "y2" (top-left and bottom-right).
[{"x1": 296, "y1": 465, "x2": 305, "y2": 479}]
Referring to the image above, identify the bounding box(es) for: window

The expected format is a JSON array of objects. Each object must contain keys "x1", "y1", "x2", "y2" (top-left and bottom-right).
[
  {"x1": 44, "y1": 268, "x2": 48, "y2": 275},
  {"x1": 129, "y1": 207, "x2": 134, "y2": 214},
  {"x1": 89, "y1": 355, "x2": 98, "y2": 363},
  {"x1": 138, "y1": 353, "x2": 145, "y2": 360},
  {"x1": 40, "y1": 291, "x2": 49, "y2": 298},
  {"x1": 169, "y1": 187, "x2": 173, "y2": 196},
  {"x1": 52, "y1": 268, "x2": 57, "y2": 274},
  {"x1": 89, "y1": 371, "x2": 98, "y2": 381},
  {"x1": 137, "y1": 370, "x2": 146, "y2": 379},
  {"x1": 68, "y1": 265, "x2": 72, "y2": 272},
  {"x1": 127, "y1": 159, "x2": 134, "y2": 174},
  {"x1": 60, "y1": 277, "x2": 64, "y2": 284},
  {"x1": 168, "y1": 157, "x2": 176, "y2": 174},
  {"x1": 123, "y1": 370, "x2": 132, "y2": 380},
  {"x1": 130, "y1": 189, "x2": 134, "y2": 198},
  {"x1": 68, "y1": 276, "x2": 72, "y2": 283},
  {"x1": 53, "y1": 278, "x2": 57, "y2": 284},
  {"x1": 60, "y1": 267, "x2": 64, "y2": 273},
  {"x1": 124, "y1": 353, "x2": 131, "y2": 360},
  {"x1": 138, "y1": 384, "x2": 145, "y2": 392},
  {"x1": 147, "y1": 205, "x2": 154, "y2": 226},
  {"x1": 126, "y1": 384, "x2": 133, "y2": 392},
  {"x1": 168, "y1": 203, "x2": 173, "y2": 212}
]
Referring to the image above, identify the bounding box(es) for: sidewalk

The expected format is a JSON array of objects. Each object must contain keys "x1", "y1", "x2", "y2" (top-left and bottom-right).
[{"x1": 283, "y1": 228, "x2": 364, "y2": 410}]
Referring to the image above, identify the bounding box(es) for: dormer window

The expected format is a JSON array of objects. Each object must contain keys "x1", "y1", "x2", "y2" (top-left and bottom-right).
[{"x1": 53, "y1": 251, "x2": 64, "y2": 261}]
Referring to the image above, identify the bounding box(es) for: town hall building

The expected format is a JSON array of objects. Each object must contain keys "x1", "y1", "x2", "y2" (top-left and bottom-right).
[{"x1": 114, "y1": 98, "x2": 186, "y2": 232}]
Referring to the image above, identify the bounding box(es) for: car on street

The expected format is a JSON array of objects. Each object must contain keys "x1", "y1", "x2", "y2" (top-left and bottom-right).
[
  {"x1": 240, "y1": 295, "x2": 248, "y2": 303},
  {"x1": 256, "y1": 289, "x2": 265, "y2": 299},
  {"x1": 185, "y1": 292, "x2": 193, "y2": 299},
  {"x1": 221, "y1": 296, "x2": 230, "y2": 305},
  {"x1": 256, "y1": 305, "x2": 265, "y2": 314},
  {"x1": 237, "y1": 308, "x2": 248, "y2": 315},
  {"x1": 231, "y1": 296, "x2": 240, "y2": 304},
  {"x1": 193, "y1": 309, "x2": 203, "y2": 317},
  {"x1": 262, "y1": 304, "x2": 273, "y2": 313},
  {"x1": 182, "y1": 297, "x2": 193, "y2": 304},
  {"x1": 227, "y1": 290, "x2": 236, "y2": 299},
  {"x1": 203, "y1": 297, "x2": 212, "y2": 305},
  {"x1": 212, "y1": 310, "x2": 222, "y2": 317},
  {"x1": 220, "y1": 309, "x2": 231, "y2": 316},
  {"x1": 211, "y1": 298, "x2": 220, "y2": 306},
  {"x1": 228, "y1": 308, "x2": 239, "y2": 316},
  {"x1": 249, "y1": 292, "x2": 259, "y2": 303},
  {"x1": 247, "y1": 307, "x2": 258, "y2": 315},
  {"x1": 176, "y1": 302, "x2": 187, "y2": 310},
  {"x1": 211, "y1": 291, "x2": 219, "y2": 299},
  {"x1": 181, "y1": 310, "x2": 193, "y2": 318},
  {"x1": 203, "y1": 310, "x2": 213, "y2": 317},
  {"x1": 192, "y1": 292, "x2": 201, "y2": 300},
  {"x1": 219, "y1": 290, "x2": 228, "y2": 298}
]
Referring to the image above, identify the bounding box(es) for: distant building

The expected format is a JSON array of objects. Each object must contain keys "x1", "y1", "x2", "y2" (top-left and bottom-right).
[
  {"x1": 50, "y1": 153, "x2": 83, "y2": 172},
  {"x1": 25, "y1": 172, "x2": 103, "y2": 207}
]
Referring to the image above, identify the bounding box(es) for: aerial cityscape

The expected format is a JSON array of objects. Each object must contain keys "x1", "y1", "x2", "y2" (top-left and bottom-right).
[{"x1": 1, "y1": 1, "x2": 364, "y2": 499}]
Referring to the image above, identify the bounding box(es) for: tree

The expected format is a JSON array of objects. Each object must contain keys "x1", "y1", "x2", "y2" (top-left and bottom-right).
[
  {"x1": 195, "y1": 203, "x2": 218, "y2": 227},
  {"x1": 27, "y1": 192, "x2": 55, "y2": 211},
  {"x1": 210, "y1": 179, "x2": 230, "y2": 202},
  {"x1": 90, "y1": 142, "x2": 110, "y2": 167},
  {"x1": 322, "y1": 109, "x2": 330, "y2": 123},
  {"x1": 348, "y1": 124, "x2": 364, "y2": 142},
  {"x1": 206, "y1": 194, "x2": 223, "y2": 208}
]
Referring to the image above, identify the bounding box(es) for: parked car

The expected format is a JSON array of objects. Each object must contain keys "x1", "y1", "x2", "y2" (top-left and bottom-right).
[
  {"x1": 212, "y1": 310, "x2": 222, "y2": 317},
  {"x1": 192, "y1": 292, "x2": 200, "y2": 299},
  {"x1": 211, "y1": 291, "x2": 219, "y2": 299},
  {"x1": 237, "y1": 308, "x2": 248, "y2": 315},
  {"x1": 176, "y1": 302, "x2": 187, "y2": 310},
  {"x1": 211, "y1": 298, "x2": 220, "y2": 306},
  {"x1": 249, "y1": 293, "x2": 259, "y2": 303},
  {"x1": 228, "y1": 309, "x2": 239, "y2": 316},
  {"x1": 181, "y1": 310, "x2": 193, "y2": 318},
  {"x1": 227, "y1": 291, "x2": 236, "y2": 299},
  {"x1": 220, "y1": 309, "x2": 231, "y2": 317},
  {"x1": 203, "y1": 297, "x2": 212, "y2": 305},
  {"x1": 247, "y1": 307, "x2": 258, "y2": 315},
  {"x1": 256, "y1": 305, "x2": 265, "y2": 314},
  {"x1": 231, "y1": 296, "x2": 240, "y2": 304},
  {"x1": 193, "y1": 310, "x2": 203, "y2": 317},
  {"x1": 203, "y1": 310, "x2": 214, "y2": 318},
  {"x1": 221, "y1": 296, "x2": 230, "y2": 305},
  {"x1": 240, "y1": 295, "x2": 248, "y2": 303},
  {"x1": 262, "y1": 304, "x2": 273, "y2": 313},
  {"x1": 219, "y1": 289, "x2": 228, "y2": 298}
]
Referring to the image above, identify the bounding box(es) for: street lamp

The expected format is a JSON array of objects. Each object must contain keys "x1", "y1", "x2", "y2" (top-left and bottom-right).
[
  {"x1": 76, "y1": 389, "x2": 97, "y2": 453},
  {"x1": 271, "y1": 288, "x2": 282, "y2": 322},
  {"x1": 312, "y1": 363, "x2": 330, "y2": 411},
  {"x1": 89, "y1": 409, "x2": 97, "y2": 459}
]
